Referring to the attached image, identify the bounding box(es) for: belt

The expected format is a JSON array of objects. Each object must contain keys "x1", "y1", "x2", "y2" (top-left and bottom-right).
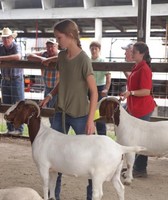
[{"x1": 2, "y1": 76, "x2": 20, "y2": 81}]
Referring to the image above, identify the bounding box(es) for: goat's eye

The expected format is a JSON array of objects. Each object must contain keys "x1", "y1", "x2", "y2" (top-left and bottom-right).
[{"x1": 17, "y1": 106, "x2": 21, "y2": 111}]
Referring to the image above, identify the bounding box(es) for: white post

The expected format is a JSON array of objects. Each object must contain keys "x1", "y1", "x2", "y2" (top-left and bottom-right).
[
  {"x1": 95, "y1": 18, "x2": 102, "y2": 43},
  {"x1": 146, "y1": 0, "x2": 151, "y2": 45}
]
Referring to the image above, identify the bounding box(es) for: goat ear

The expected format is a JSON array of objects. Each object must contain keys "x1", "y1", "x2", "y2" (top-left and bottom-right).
[
  {"x1": 99, "y1": 99, "x2": 107, "y2": 116},
  {"x1": 96, "y1": 99, "x2": 114, "y2": 123},
  {"x1": 105, "y1": 101, "x2": 114, "y2": 123}
]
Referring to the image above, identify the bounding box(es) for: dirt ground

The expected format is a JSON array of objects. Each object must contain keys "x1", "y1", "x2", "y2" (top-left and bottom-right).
[{"x1": 0, "y1": 136, "x2": 168, "y2": 200}]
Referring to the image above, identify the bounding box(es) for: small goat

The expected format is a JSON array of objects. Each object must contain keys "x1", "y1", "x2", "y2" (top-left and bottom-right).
[
  {"x1": 98, "y1": 96, "x2": 168, "y2": 185},
  {"x1": 4, "y1": 100, "x2": 145, "y2": 200},
  {"x1": 0, "y1": 187, "x2": 43, "y2": 200}
]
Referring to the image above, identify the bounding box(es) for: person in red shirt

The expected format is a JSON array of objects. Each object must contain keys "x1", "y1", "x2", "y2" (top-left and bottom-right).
[{"x1": 120, "y1": 41, "x2": 156, "y2": 177}]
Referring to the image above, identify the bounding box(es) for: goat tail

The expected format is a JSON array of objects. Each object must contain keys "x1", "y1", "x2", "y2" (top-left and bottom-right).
[{"x1": 122, "y1": 145, "x2": 147, "y2": 154}]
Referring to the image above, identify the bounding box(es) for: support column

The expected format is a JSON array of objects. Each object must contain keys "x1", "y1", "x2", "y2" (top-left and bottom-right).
[
  {"x1": 95, "y1": 18, "x2": 102, "y2": 42},
  {"x1": 137, "y1": 0, "x2": 151, "y2": 44},
  {"x1": 83, "y1": 0, "x2": 95, "y2": 9}
]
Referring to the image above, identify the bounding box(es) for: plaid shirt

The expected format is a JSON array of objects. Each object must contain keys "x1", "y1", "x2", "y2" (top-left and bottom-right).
[{"x1": 41, "y1": 51, "x2": 57, "y2": 88}]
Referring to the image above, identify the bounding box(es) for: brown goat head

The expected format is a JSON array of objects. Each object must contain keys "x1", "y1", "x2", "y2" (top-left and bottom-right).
[
  {"x1": 96, "y1": 97, "x2": 120, "y2": 126},
  {"x1": 4, "y1": 100, "x2": 40, "y2": 129}
]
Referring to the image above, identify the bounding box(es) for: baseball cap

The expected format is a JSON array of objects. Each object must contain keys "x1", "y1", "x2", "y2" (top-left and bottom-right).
[
  {"x1": 46, "y1": 38, "x2": 57, "y2": 44},
  {"x1": 121, "y1": 43, "x2": 133, "y2": 50}
]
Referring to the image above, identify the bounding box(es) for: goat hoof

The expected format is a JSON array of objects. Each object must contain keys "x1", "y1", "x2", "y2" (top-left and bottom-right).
[
  {"x1": 124, "y1": 178, "x2": 132, "y2": 185},
  {"x1": 121, "y1": 171, "x2": 127, "y2": 179},
  {"x1": 124, "y1": 181, "x2": 131, "y2": 186}
]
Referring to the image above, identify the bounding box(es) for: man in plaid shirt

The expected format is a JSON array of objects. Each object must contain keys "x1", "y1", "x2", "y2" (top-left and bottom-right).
[{"x1": 27, "y1": 38, "x2": 59, "y2": 125}]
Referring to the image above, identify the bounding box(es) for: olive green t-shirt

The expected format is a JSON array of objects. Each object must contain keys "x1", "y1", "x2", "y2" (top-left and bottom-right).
[{"x1": 56, "y1": 50, "x2": 94, "y2": 117}]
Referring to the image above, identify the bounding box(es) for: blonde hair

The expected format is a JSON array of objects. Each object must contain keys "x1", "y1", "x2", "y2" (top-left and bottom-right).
[{"x1": 54, "y1": 19, "x2": 81, "y2": 49}]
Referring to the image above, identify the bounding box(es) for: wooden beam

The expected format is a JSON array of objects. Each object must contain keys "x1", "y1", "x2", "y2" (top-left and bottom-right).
[
  {"x1": 0, "y1": 60, "x2": 168, "y2": 72},
  {"x1": 0, "y1": 60, "x2": 55, "y2": 69},
  {"x1": 0, "y1": 104, "x2": 55, "y2": 117},
  {"x1": 92, "y1": 62, "x2": 168, "y2": 72}
]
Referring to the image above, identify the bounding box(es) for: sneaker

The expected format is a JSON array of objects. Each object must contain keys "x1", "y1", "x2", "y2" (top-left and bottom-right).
[
  {"x1": 8, "y1": 130, "x2": 22, "y2": 136},
  {"x1": 3, "y1": 130, "x2": 14, "y2": 135},
  {"x1": 133, "y1": 170, "x2": 147, "y2": 178}
]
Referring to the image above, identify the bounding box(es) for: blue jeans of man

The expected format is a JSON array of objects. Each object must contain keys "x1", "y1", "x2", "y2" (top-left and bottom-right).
[
  {"x1": 1, "y1": 77, "x2": 24, "y2": 133},
  {"x1": 133, "y1": 112, "x2": 153, "y2": 172},
  {"x1": 44, "y1": 87, "x2": 57, "y2": 126},
  {"x1": 51, "y1": 112, "x2": 92, "y2": 200}
]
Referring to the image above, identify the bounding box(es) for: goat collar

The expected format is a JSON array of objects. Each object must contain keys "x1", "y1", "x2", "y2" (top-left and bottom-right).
[
  {"x1": 27, "y1": 113, "x2": 35, "y2": 125},
  {"x1": 112, "y1": 102, "x2": 120, "y2": 127},
  {"x1": 26, "y1": 106, "x2": 39, "y2": 125},
  {"x1": 113, "y1": 103, "x2": 120, "y2": 114}
]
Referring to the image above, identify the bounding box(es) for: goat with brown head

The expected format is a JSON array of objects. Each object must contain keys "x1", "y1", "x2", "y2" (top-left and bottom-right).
[
  {"x1": 4, "y1": 100, "x2": 41, "y2": 143},
  {"x1": 97, "y1": 97, "x2": 121, "y2": 126},
  {"x1": 3, "y1": 97, "x2": 147, "y2": 200},
  {"x1": 96, "y1": 96, "x2": 168, "y2": 185}
]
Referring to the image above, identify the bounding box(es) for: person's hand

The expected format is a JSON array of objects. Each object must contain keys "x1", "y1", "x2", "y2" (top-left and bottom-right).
[
  {"x1": 85, "y1": 120, "x2": 96, "y2": 135},
  {"x1": 101, "y1": 89, "x2": 108, "y2": 97},
  {"x1": 41, "y1": 59, "x2": 51, "y2": 67},
  {"x1": 120, "y1": 90, "x2": 131, "y2": 101},
  {"x1": 39, "y1": 96, "x2": 50, "y2": 108}
]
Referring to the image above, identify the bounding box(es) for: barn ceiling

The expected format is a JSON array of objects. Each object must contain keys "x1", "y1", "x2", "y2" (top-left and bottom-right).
[{"x1": 0, "y1": 0, "x2": 168, "y2": 38}]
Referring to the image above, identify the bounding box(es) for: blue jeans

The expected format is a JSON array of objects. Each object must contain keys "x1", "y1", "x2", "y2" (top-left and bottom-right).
[
  {"x1": 133, "y1": 112, "x2": 153, "y2": 172},
  {"x1": 1, "y1": 76, "x2": 24, "y2": 133},
  {"x1": 44, "y1": 87, "x2": 57, "y2": 126},
  {"x1": 96, "y1": 85, "x2": 107, "y2": 135},
  {"x1": 51, "y1": 112, "x2": 92, "y2": 200}
]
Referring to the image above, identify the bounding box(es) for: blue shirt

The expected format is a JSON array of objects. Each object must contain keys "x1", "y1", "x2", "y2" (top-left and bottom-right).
[{"x1": 0, "y1": 42, "x2": 23, "y2": 77}]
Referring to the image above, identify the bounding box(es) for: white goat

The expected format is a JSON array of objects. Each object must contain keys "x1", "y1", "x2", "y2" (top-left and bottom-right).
[
  {"x1": 4, "y1": 100, "x2": 146, "y2": 200},
  {"x1": 98, "y1": 96, "x2": 168, "y2": 185},
  {"x1": 0, "y1": 187, "x2": 43, "y2": 200}
]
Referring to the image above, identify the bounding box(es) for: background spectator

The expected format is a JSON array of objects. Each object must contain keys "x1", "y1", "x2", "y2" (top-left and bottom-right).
[
  {"x1": 27, "y1": 38, "x2": 59, "y2": 125},
  {"x1": 120, "y1": 41, "x2": 156, "y2": 178},
  {"x1": 121, "y1": 42, "x2": 134, "y2": 78},
  {"x1": 90, "y1": 41, "x2": 111, "y2": 135},
  {"x1": 0, "y1": 27, "x2": 24, "y2": 136}
]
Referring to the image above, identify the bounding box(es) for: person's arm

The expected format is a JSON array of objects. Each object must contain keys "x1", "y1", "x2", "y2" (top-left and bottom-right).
[
  {"x1": 39, "y1": 80, "x2": 59, "y2": 108},
  {"x1": 0, "y1": 53, "x2": 21, "y2": 61},
  {"x1": 123, "y1": 71, "x2": 131, "y2": 79},
  {"x1": 40, "y1": 71, "x2": 59, "y2": 107},
  {"x1": 86, "y1": 74, "x2": 98, "y2": 135},
  {"x1": 27, "y1": 53, "x2": 46, "y2": 62},
  {"x1": 120, "y1": 89, "x2": 151, "y2": 101},
  {"x1": 101, "y1": 72, "x2": 111, "y2": 97},
  {"x1": 41, "y1": 56, "x2": 58, "y2": 66}
]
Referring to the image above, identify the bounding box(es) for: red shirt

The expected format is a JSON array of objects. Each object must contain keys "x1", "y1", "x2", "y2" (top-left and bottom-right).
[{"x1": 127, "y1": 60, "x2": 156, "y2": 118}]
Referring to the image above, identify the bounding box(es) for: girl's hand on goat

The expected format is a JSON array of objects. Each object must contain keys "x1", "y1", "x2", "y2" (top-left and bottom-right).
[
  {"x1": 85, "y1": 120, "x2": 96, "y2": 135},
  {"x1": 39, "y1": 96, "x2": 50, "y2": 107}
]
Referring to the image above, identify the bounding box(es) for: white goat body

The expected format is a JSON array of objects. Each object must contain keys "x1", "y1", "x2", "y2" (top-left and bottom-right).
[
  {"x1": 98, "y1": 96, "x2": 168, "y2": 184},
  {"x1": 0, "y1": 187, "x2": 43, "y2": 200},
  {"x1": 4, "y1": 100, "x2": 146, "y2": 200}
]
